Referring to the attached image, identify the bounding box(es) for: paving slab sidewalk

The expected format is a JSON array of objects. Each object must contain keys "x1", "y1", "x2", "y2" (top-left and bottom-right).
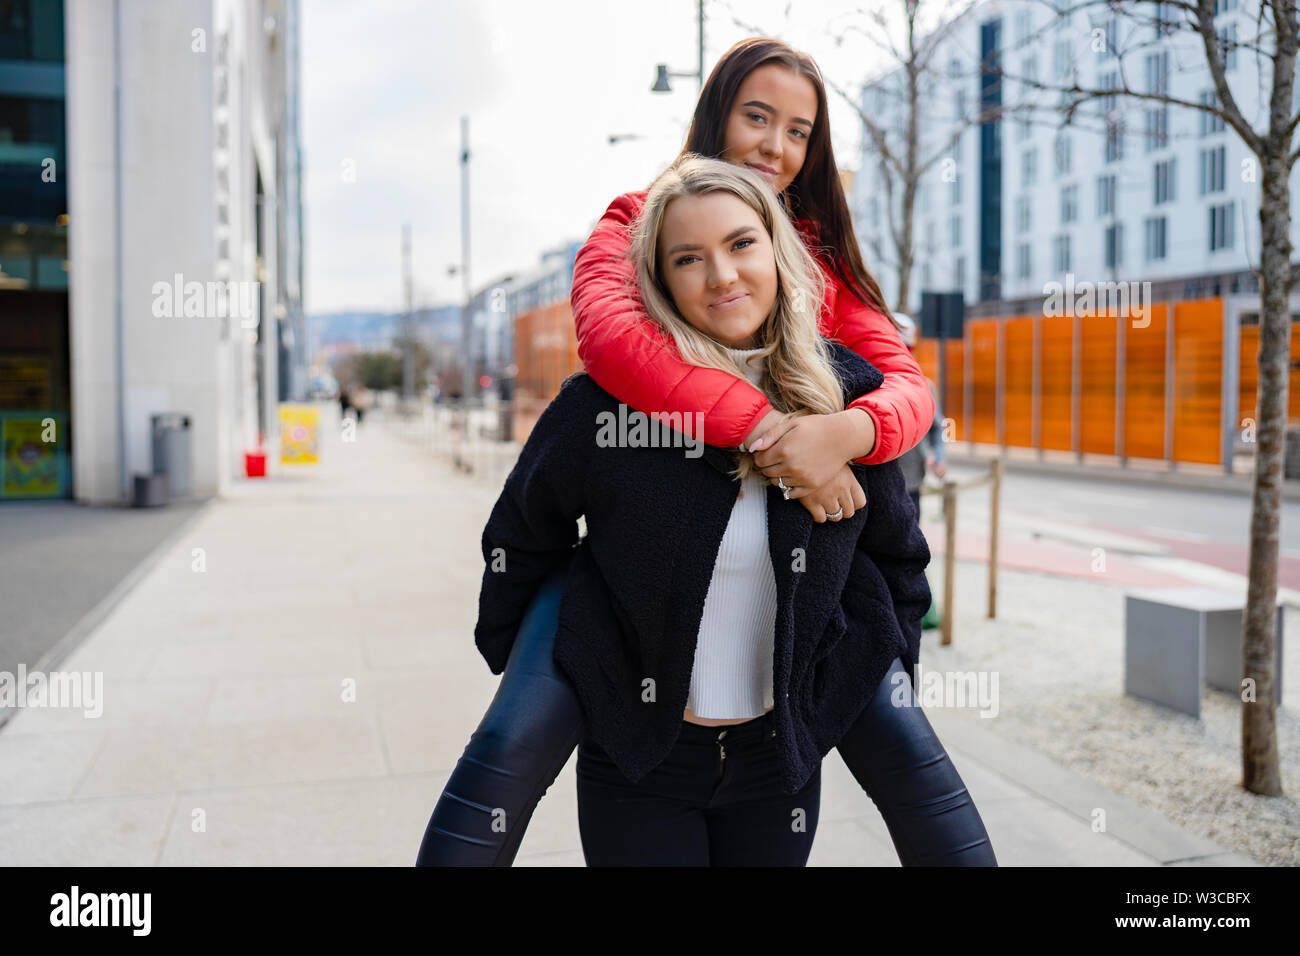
[{"x1": 0, "y1": 405, "x2": 1253, "y2": 866}]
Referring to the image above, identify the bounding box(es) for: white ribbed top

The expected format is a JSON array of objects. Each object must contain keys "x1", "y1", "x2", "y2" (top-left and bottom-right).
[{"x1": 685, "y1": 345, "x2": 779, "y2": 719}]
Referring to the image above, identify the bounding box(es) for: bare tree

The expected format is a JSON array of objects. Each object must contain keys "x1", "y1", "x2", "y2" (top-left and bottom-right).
[
  {"x1": 1004, "y1": 0, "x2": 1287, "y2": 795},
  {"x1": 720, "y1": 0, "x2": 998, "y2": 312},
  {"x1": 825, "y1": 0, "x2": 997, "y2": 311}
]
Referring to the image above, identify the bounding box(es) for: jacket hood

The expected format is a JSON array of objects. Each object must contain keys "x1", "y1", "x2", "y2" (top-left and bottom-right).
[{"x1": 824, "y1": 340, "x2": 885, "y2": 402}]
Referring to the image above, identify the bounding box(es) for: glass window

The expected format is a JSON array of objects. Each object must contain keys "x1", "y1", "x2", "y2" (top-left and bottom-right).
[
  {"x1": 1097, "y1": 174, "x2": 1116, "y2": 216},
  {"x1": 1200, "y1": 90, "x2": 1226, "y2": 134},
  {"x1": 1054, "y1": 234, "x2": 1071, "y2": 273},
  {"x1": 1060, "y1": 184, "x2": 1078, "y2": 224},
  {"x1": 1144, "y1": 216, "x2": 1167, "y2": 261},
  {"x1": 1104, "y1": 223, "x2": 1124, "y2": 269},
  {"x1": 1209, "y1": 201, "x2": 1235, "y2": 250},
  {"x1": 1154, "y1": 159, "x2": 1176, "y2": 205},
  {"x1": 1055, "y1": 132, "x2": 1072, "y2": 174},
  {"x1": 0, "y1": 0, "x2": 65, "y2": 62},
  {"x1": 1105, "y1": 120, "x2": 1124, "y2": 163},
  {"x1": 1146, "y1": 107, "x2": 1168, "y2": 151},
  {"x1": 1199, "y1": 145, "x2": 1226, "y2": 194},
  {"x1": 1022, "y1": 148, "x2": 1038, "y2": 186}
]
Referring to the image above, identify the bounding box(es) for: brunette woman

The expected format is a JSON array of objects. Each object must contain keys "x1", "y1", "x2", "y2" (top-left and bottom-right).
[{"x1": 415, "y1": 38, "x2": 995, "y2": 867}]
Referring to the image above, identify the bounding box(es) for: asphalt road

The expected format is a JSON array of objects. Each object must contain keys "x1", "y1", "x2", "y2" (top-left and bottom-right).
[{"x1": 0, "y1": 499, "x2": 205, "y2": 679}]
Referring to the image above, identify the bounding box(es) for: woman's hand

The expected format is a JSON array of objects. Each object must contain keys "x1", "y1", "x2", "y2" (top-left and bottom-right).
[
  {"x1": 742, "y1": 409, "x2": 786, "y2": 453},
  {"x1": 794, "y1": 465, "x2": 867, "y2": 523},
  {"x1": 749, "y1": 410, "x2": 876, "y2": 495}
]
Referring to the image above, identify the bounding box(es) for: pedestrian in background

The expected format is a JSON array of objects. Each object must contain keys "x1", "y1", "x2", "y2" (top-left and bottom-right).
[
  {"x1": 892, "y1": 313, "x2": 947, "y2": 522},
  {"x1": 893, "y1": 313, "x2": 946, "y2": 631}
]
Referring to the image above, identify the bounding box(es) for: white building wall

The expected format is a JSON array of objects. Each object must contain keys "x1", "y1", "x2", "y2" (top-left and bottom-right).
[{"x1": 67, "y1": 0, "x2": 284, "y2": 503}]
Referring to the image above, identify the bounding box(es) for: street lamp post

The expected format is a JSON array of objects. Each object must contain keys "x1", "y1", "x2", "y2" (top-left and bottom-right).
[
  {"x1": 457, "y1": 115, "x2": 472, "y2": 470},
  {"x1": 651, "y1": 0, "x2": 704, "y2": 96}
]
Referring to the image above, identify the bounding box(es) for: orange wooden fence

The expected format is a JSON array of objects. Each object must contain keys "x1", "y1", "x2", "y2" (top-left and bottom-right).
[
  {"x1": 513, "y1": 294, "x2": 1294, "y2": 468},
  {"x1": 911, "y1": 296, "x2": 1285, "y2": 468}
]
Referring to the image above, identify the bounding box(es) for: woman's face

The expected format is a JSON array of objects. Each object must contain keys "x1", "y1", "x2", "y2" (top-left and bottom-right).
[
  {"x1": 719, "y1": 62, "x2": 818, "y2": 195},
  {"x1": 656, "y1": 191, "x2": 778, "y2": 349}
]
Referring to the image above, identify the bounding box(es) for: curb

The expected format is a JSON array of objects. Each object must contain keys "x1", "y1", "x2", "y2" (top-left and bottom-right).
[
  {"x1": 1, "y1": 497, "x2": 217, "y2": 733},
  {"x1": 925, "y1": 707, "x2": 1261, "y2": 866},
  {"x1": 940, "y1": 449, "x2": 1300, "y2": 501}
]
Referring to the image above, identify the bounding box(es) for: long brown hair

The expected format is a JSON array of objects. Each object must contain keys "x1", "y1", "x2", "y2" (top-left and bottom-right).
[{"x1": 678, "y1": 36, "x2": 897, "y2": 330}]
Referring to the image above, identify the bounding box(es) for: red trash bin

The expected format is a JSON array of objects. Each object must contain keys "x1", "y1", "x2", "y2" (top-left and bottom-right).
[{"x1": 244, "y1": 449, "x2": 267, "y2": 478}]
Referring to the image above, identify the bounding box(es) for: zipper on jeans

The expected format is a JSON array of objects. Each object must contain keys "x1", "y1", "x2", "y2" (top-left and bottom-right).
[{"x1": 714, "y1": 729, "x2": 728, "y2": 784}]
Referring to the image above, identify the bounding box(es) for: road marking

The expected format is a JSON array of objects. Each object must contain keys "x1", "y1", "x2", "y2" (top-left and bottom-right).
[
  {"x1": 1141, "y1": 526, "x2": 1212, "y2": 543},
  {"x1": 1067, "y1": 490, "x2": 1149, "y2": 508}
]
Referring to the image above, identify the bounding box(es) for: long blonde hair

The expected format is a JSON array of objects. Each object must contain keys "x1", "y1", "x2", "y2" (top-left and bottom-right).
[{"x1": 630, "y1": 152, "x2": 845, "y2": 482}]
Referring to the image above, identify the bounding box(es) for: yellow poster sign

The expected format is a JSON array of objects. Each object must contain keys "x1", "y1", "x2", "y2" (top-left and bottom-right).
[
  {"x1": 3, "y1": 416, "x2": 61, "y2": 497},
  {"x1": 279, "y1": 404, "x2": 320, "y2": 464}
]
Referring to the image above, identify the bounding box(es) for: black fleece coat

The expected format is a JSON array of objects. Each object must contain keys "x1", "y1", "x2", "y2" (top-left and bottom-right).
[{"x1": 474, "y1": 340, "x2": 932, "y2": 795}]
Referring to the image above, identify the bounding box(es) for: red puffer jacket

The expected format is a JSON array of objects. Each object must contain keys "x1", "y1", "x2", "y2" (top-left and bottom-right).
[{"x1": 570, "y1": 190, "x2": 935, "y2": 465}]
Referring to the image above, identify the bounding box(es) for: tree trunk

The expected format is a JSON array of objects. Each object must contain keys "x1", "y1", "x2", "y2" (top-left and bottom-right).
[{"x1": 1242, "y1": 153, "x2": 1288, "y2": 796}]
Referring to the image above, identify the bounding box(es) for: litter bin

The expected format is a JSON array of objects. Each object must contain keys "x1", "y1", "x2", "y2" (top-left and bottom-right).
[
  {"x1": 1287, "y1": 427, "x2": 1300, "y2": 480},
  {"x1": 151, "y1": 413, "x2": 192, "y2": 499}
]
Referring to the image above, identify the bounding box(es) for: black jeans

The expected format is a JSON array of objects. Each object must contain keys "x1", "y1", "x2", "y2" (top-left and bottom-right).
[
  {"x1": 415, "y1": 554, "x2": 997, "y2": 866},
  {"x1": 576, "y1": 709, "x2": 819, "y2": 866}
]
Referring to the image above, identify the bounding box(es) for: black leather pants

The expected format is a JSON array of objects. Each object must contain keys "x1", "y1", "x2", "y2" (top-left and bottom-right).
[{"x1": 415, "y1": 555, "x2": 997, "y2": 866}]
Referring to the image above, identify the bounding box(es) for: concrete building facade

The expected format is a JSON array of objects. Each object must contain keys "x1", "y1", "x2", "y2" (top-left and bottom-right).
[{"x1": 49, "y1": 0, "x2": 303, "y2": 504}]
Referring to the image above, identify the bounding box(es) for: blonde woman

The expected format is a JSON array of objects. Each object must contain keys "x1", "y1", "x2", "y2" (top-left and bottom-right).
[{"x1": 467, "y1": 154, "x2": 995, "y2": 865}]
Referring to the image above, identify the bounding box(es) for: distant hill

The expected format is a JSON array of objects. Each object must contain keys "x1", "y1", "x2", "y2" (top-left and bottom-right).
[{"x1": 308, "y1": 305, "x2": 464, "y2": 351}]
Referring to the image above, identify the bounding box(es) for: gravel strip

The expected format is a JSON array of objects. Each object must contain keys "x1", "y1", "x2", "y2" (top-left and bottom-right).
[{"x1": 919, "y1": 558, "x2": 1300, "y2": 866}]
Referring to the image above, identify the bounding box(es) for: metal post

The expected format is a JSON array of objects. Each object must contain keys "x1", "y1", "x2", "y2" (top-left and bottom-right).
[
  {"x1": 1165, "y1": 299, "x2": 1175, "y2": 468},
  {"x1": 697, "y1": 0, "x2": 705, "y2": 93},
  {"x1": 996, "y1": 316, "x2": 1005, "y2": 450},
  {"x1": 942, "y1": 480, "x2": 957, "y2": 646},
  {"x1": 1116, "y1": 302, "x2": 1126, "y2": 464},
  {"x1": 1221, "y1": 296, "x2": 1240, "y2": 474},
  {"x1": 402, "y1": 222, "x2": 413, "y2": 402},
  {"x1": 1034, "y1": 312, "x2": 1043, "y2": 461},
  {"x1": 114, "y1": 0, "x2": 127, "y2": 502},
  {"x1": 988, "y1": 457, "x2": 1000, "y2": 619},
  {"x1": 459, "y1": 116, "x2": 472, "y2": 470},
  {"x1": 1072, "y1": 311, "x2": 1082, "y2": 463},
  {"x1": 965, "y1": 324, "x2": 973, "y2": 454}
]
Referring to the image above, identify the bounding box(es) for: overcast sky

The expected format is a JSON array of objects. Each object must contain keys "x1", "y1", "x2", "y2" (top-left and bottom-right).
[{"x1": 301, "y1": 0, "x2": 931, "y2": 314}]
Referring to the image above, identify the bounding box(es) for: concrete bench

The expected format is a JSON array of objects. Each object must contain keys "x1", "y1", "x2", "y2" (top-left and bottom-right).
[{"x1": 1124, "y1": 587, "x2": 1285, "y2": 719}]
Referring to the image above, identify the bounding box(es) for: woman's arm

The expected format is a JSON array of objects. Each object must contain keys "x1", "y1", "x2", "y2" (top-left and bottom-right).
[
  {"x1": 828, "y1": 277, "x2": 937, "y2": 466},
  {"x1": 570, "y1": 192, "x2": 773, "y2": 449},
  {"x1": 474, "y1": 376, "x2": 590, "y2": 674}
]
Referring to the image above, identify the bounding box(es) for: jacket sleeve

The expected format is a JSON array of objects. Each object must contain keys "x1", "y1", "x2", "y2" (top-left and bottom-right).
[
  {"x1": 570, "y1": 193, "x2": 772, "y2": 449},
  {"x1": 844, "y1": 462, "x2": 933, "y2": 670},
  {"x1": 474, "y1": 375, "x2": 590, "y2": 674},
  {"x1": 829, "y1": 273, "x2": 938, "y2": 466}
]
